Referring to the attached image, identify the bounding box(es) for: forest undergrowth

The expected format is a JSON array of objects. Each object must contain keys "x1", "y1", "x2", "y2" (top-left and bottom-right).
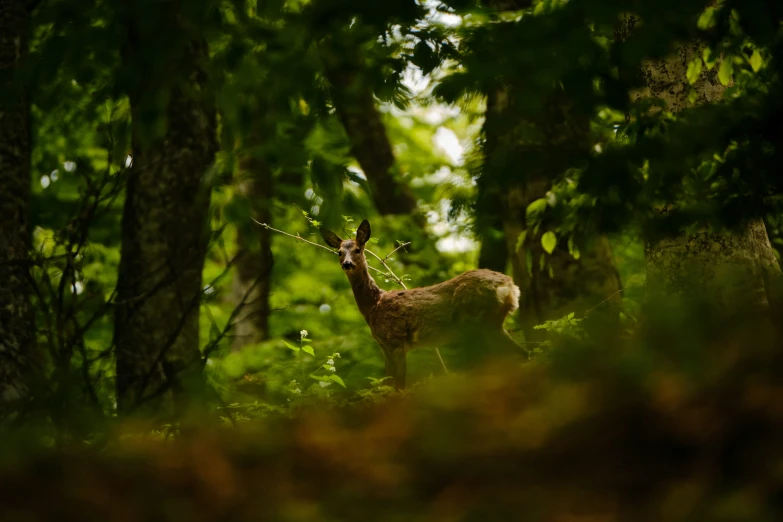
[{"x1": 2, "y1": 301, "x2": 781, "y2": 522}]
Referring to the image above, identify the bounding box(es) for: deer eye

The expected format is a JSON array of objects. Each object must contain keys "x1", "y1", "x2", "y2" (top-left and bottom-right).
[{"x1": 354, "y1": 249, "x2": 360, "y2": 254}]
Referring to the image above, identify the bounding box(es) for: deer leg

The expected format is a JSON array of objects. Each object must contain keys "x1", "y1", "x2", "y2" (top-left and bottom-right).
[
  {"x1": 392, "y1": 348, "x2": 407, "y2": 390},
  {"x1": 382, "y1": 343, "x2": 407, "y2": 390},
  {"x1": 383, "y1": 350, "x2": 395, "y2": 386}
]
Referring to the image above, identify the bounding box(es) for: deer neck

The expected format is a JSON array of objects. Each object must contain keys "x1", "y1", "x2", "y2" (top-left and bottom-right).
[{"x1": 346, "y1": 265, "x2": 384, "y2": 322}]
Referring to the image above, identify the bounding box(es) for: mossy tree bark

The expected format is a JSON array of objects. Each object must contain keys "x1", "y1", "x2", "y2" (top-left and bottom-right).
[
  {"x1": 114, "y1": 4, "x2": 217, "y2": 415},
  {"x1": 0, "y1": 0, "x2": 33, "y2": 416},
  {"x1": 626, "y1": 21, "x2": 783, "y2": 317}
]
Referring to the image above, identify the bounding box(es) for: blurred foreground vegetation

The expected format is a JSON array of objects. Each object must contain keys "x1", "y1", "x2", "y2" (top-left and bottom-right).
[{"x1": 3, "y1": 305, "x2": 782, "y2": 521}]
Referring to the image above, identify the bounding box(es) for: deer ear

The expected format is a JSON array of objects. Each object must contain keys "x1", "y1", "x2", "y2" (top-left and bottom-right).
[
  {"x1": 320, "y1": 228, "x2": 343, "y2": 249},
  {"x1": 356, "y1": 219, "x2": 371, "y2": 246}
]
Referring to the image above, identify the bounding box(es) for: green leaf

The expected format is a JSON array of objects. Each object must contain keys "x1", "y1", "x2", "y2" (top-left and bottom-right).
[
  {"x1": 567, "y1": 236, "x2": 580, "y2": 260},
  {"x1": 515, "y1": 230, "x2": 527, "y2": 252},
  {"x1": 526, "y1": 198, "x2": 548, "y2": 217},
  {"x1": 718, "y1": 59, "x2": 733, "y2": 86},
  {"x1": 412, "y1": 40, "x2": 439, "y2": 75},
  {"x1": 329, "y1": 374, "x2": 346, "y2": 388},
  {"x1": 703, "y1": 48, "x2": 716, "y2": 70},
  {"x1": 749, "y1": 50, "x2": 763, "y2": 73},
  {"x1": 541, "y1": 231, "x2": 557, "y2": 254},
  {"x1": 697, "y1": 7, "x2": 716, "y2": 30},
  {"x1": 302, "y1": 345, "x2": 315, "y2": 356},
  {"x1": 282, "y1": 340, "x2": 300, "y2": 352},
  {"x1": 686, "y1": 58, "x2": 702, "y2": 85}
]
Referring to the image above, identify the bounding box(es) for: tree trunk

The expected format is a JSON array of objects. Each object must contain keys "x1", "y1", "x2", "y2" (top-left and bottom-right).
[
  {"x1": 114, "y1": 8, "x2": 217, "y2": 415},
  {"x1": 0, "y1": 0, "x2": 33, "y2": 416},
  {"x1": 231, "y1": 145, "x2": 273, "y2": 350},
  {"x1": 476, "y1": 153, "x2": 509, "y2": 273},
  {"x1": 482, "y1": 87, "x2": 623, "y2": 338},
  {"x1": 631, "y1": 28, "x2": 783, "y2": 317},
  {"x1": 476, "y1": 0, "x2": 623, "y2": 338},
  {"x1": 321, "y1": 44, "x2": 419, "y2": 217}
]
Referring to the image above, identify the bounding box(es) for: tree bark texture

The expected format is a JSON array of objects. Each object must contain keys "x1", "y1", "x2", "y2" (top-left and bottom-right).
[
  {"x1": 231, "y1": 144, "x2": 273, "y2": 351},
  {"x1": 0, "y1": 0, "x2": 32, "y2": 414},
  {"x1": 630, "y1": 27, "x2": 783, "y2": 315},
  {"x1": 476, "y1": 0, "x2": 622, "y2": 337},
  {"x1": 115, "y1": 9, "x2": 217, "y2": 414},
  {"x1": 482, "y1": 86, "x2": 623, "y2": 338},
  {"x1": 321, "y1": 45, "x2": 418, "y2": 217}
]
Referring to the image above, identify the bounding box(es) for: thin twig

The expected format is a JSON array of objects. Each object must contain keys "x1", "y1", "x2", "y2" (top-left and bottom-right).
[
  {"x1": 583, "y1": 284, "x2": 629, "y2": 318},
  {"x1": 253, "y1": 218, "x2": 394, "y2": 279},
  {"x1": 383, "y1": 241, "x2": 410, "y2": 262},
  {"x1": 365, "y1": 249, "x2": 404, "y2": 286},
  {"x1": 251, "y1": 218, "x2": 338, "y2": 255}
]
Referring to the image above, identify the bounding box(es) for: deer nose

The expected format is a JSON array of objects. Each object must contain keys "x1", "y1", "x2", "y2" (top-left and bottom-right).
[{"x1": 342, "y1": 261, "x2": 355, "y2": 271}]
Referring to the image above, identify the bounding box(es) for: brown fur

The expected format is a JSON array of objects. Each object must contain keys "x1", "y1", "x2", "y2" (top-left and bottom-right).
[{"x1": 322, "y1": 221, "x2": 522, "y2": 389}]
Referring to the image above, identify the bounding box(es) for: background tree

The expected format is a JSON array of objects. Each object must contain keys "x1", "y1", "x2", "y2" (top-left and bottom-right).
[
  {"x1": 613, "y1": 14, "x2": 783, "y2": 317},
  {"x1": 0, "y1": 0, "x2": 34, "y2": 416},
  {"x1": 439, "y1": 1, "x2": 623, "y2": 337},
  {"x1": 314, "y1": 1, "x2": 423, "y2": 219},
  {"x1": 113, "y1": 0, "x2": 218, "y2": 414}
]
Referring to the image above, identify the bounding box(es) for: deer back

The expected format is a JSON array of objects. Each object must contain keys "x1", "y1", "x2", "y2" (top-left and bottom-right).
[{"x1": 367, "y1": 269, "x2": 519, "y2": 349}]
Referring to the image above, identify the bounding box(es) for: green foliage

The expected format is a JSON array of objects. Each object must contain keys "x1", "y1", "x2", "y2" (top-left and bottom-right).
[{"x1": 3, "y1": 0, "x2": 783, "y2": 517}]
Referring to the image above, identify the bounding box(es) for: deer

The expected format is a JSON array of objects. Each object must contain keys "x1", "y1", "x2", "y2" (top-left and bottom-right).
[{"x1": 320, "y1": 219, "x2": 523, "y2": 390}]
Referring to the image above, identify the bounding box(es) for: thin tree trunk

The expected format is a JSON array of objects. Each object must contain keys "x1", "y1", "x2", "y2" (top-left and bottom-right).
[
  {"x1": 482, "y1": 87, "x2": 623, "y2": 338},
  {"x1": 114, "y1": 7, "x2": 217, "y2": 415},
  {"x1": 321, "y1": 44, "x2": 419, "y2": 217},
  {"x1": 623, "y1": 19, "x2": 783, "y2": 316},
  {"x1": 477, "y1": 0, "x2": 623, "y2": 338},
  {"x1": 0, "y1": 0, "x2": 33, "y2": 415},
  {"x1": 476, "y1": 167, "x2": 509, "y2": 273},
  {"x1": 231, "y1": 144, "x2": 273, "y2": 350}
]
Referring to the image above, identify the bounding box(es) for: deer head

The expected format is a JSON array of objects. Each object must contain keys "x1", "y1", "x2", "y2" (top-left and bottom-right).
[{"x1": 320, "y1": 220, "x2": 372, "y2": 275}]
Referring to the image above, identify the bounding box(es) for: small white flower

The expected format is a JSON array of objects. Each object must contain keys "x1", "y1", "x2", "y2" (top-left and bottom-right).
[
  {"x1": 300, "y1": 330, "x2": 308, "y2": 338},
  {"x1": 334, "y1": 352, "x2": 340, "y2": 358},
  {"x1": 326, "y1": 358, "x2": 334, "y2": 366},
  {"x1": 328, "y1": 366, "x2": 336, "y2": 372},
  {"x1": 293, "y1": 388, "x2": 301, "y2": 394}
]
